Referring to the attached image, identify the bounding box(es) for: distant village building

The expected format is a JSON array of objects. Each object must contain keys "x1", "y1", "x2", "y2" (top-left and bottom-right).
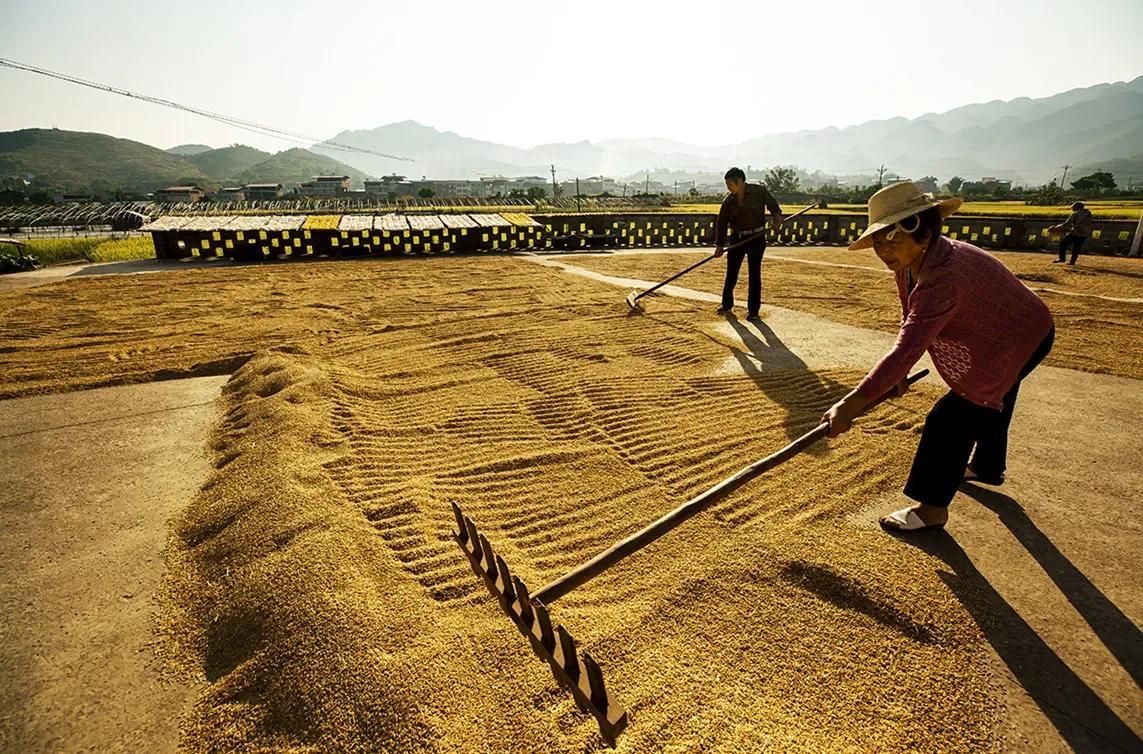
[
  {"x1": 416, "y1": 179, "x2": 479, "y2": 196},
  {"x1": 479, "y1": 176, "x2": 511, "y2": 196},
  {"x1": 576, "y1": 176, "x2": 624, "y2": 195},
  {"x1": 364, "y1": 175, "x2": 415, "y2": 197},
  {"x1": 365, "y1": 174, "x2": 550, "y2": 199},
  {"x1": 153, "y1": 186, "x2": 205, "y2": 203},
  {"x1": 243, "y1": 183, "x2": 284, "y2": 201},
  {"x1": 979, "y1": 177, "x2": 1014, "y2": 190},
  {"x1": 298, "y1": 175, "x2": 351, "y2": 197},
  {"x1": 509, "y1": 176, "x2": 549, "y2": 195},
  {"x1": 214, "y1": 187, "x2": 246, "y2": 202}
]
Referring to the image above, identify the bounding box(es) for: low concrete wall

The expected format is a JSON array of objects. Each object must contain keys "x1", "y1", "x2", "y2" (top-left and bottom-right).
[{"x1": 148, "y1": 212, "x2": 1140, "y2": 260}]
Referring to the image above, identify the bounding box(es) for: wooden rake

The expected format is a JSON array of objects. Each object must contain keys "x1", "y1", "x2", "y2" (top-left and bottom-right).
[{"x1": 451, "y1": 369, "x2": 930, "y2": 744}]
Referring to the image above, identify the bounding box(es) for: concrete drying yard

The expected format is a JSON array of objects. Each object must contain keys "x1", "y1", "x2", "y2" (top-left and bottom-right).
[{"x1": 0, "y1": 248, "x2": 1139, "y2": 753}]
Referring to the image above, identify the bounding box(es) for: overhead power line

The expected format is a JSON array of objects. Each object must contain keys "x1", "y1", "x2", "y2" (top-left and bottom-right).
[{"x1": 0, "y1": 57, "x2": 412, "y2": 162}]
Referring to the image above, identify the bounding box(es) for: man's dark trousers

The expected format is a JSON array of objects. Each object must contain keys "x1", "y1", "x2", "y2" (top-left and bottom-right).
[
  {"x1": 722, "y1": 239, "x2": 765, "y2": 314},
  {"x1": 1058, "y1": 234, "x2": 1086, "y2": 264}
]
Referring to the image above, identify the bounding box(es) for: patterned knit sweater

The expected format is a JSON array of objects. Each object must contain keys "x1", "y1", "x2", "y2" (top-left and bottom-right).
[{"x1": 856, "y1": 236, "x2": 1054, "y2": 410}]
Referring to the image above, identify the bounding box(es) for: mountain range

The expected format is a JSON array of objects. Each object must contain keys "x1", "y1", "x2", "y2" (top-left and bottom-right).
[
  {"x1": 314, "y1": 75, "x2": 1143, "y2": 187},
  {"x1": 3, "y1": 75, "x2": 1141, "y2": 195},
  {"x1": 0, "y1": 130, "x2": 367, "y2": 194}
]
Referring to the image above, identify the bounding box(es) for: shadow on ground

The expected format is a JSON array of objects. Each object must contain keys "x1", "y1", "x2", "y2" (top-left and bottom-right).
[
  {"x1": 894, "y1": 486, "x2": 1143, "y2": 754},
  {"x1": 719, "y1": 313, "x2": 849, "y2": 444}
]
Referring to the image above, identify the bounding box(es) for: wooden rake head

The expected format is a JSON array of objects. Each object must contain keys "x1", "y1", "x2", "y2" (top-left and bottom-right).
[{"x1": 450, "y1": 502, "x2": 629, "y2": 745}]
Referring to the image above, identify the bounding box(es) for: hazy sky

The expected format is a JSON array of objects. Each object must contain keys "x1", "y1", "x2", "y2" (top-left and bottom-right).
[{"x1": 2, "y1": 0, "x2": 1141, "y2": 152}]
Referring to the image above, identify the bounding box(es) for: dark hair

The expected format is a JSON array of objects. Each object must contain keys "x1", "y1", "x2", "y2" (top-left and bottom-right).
[
  {"x1": 724, "y1": 167, "x2": 746, "y2": 182},
  {"x1": 906, "y1": 207, "x2": 943, "y2": 246}
]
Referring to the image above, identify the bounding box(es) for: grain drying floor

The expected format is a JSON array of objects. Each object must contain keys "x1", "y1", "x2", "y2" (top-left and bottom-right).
[
  {"x1": 0, "y1": 254, "x2": 1071, "y2": 751},
  {"x1": 565, "y1": 248, "x2": 1143, "y2": 381}
]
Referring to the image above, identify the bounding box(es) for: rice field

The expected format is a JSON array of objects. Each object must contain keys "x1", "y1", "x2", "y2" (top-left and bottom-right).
[{"x1": 20, "y1": 235, "x2": 155, "y2": 265}]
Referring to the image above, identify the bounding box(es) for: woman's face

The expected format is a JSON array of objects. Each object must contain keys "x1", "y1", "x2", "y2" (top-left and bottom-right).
[{"x1": 872, "y1": 219, "x2": 928, "y2": 272}]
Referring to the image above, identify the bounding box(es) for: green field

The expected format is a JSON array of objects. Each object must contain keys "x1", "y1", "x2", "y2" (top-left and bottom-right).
[{"x1": 21, "y1": 236, "x2": 154, "y2": 265}]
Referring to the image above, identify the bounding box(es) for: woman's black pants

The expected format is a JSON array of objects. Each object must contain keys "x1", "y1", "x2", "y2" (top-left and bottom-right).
[{"x1": 903, "y1": 328, "x2": 1055, "y2": 508}]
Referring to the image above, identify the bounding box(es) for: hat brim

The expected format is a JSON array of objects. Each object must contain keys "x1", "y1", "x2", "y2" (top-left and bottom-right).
[{"x1": 848, "y1": 197, "x2": 963, "y2": 251}]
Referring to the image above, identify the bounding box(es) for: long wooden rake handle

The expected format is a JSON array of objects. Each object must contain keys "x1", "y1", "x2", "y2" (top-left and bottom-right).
[
  {"x1": 532, "y1": 369, "x2": 929, "y2": 604},
  {"x1": 628, "y1": 201, "x2": 819, "y2": 306}
]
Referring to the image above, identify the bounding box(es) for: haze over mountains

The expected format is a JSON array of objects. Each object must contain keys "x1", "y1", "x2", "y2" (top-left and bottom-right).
[
  {"x1": 314, "y1": 75, "x2": 1143, "y2": 187},
  {"x1": 2, "y1": 75, "x2": 1141, "y2": 194}
]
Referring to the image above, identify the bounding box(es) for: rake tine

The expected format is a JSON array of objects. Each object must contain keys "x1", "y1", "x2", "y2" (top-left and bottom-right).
[
  {"x1": 512, "y1": 575, "x2": 534, "y2": 628},
  {"x1": 556, "y1": 625, "x2": 580, "y2": 681},
  {"x1": 556, "y1": 624, "x2": 588, "y2": 713},
  {"x1": 479, "y1": 533, "x2": 497, "y2": 579},
  {"x1": 532, "y1": 600, "x2": 557, "y2": 654},
  {"x1": 495, "y1": 554, "x2": 517, "y2": 614},
  {"x1": 448, "y1": 504, "x2": 629, "y2": 745},
  {"x1": 583, "y1": 651, "x2": 609, "y2": 710},
  {"x1": 463, "y1": 516, "x2": 480, "y2": 558},
  {"x1": 450, "y1": 501, "x2": 468, "y2": 544}
]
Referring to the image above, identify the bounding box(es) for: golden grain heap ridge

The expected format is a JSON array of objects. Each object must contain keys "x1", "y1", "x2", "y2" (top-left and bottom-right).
[{"x1": 132, "y1": 256, "x2": 1003, "y2": 752}]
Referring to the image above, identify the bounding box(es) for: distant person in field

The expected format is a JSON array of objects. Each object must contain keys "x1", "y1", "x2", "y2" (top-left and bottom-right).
[
  {"x1": 714, "y1": 167, "x2": 783, "y2": 320},
  {"x1": 821, "y1": 181, "x2": 1054, "y2": 532},
  {"x1": 1050, "y1": 201, "x2": 1094, "y2": 265}
]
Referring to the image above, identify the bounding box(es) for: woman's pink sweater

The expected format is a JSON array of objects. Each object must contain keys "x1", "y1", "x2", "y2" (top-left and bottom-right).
[{"x1": 856, "y1": 237, "x2": 1054, "y2": 410}]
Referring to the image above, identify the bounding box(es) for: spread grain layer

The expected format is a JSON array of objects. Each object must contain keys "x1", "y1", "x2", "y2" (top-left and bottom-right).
[
  {"x1": 568, "y1": 249, "x2": 1143, "y2": 381},
  {"x1": 2, "y1": 258, "x2": 999, "y2": 751}
]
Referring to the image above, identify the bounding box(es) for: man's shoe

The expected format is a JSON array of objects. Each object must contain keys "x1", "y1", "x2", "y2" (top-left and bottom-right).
[
  {"x1": 1052, "y1": 259, "x2": 1064, "y2": 264},
  {"x1": 746, "y1": 312, "x2": 762, "y2": 321},
  {"x1": 716, "y1": 306, "x2": 733, "y2": 314}
]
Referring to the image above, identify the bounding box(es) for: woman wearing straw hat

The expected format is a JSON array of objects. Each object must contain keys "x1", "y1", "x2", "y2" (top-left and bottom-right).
[{"x1": 822, "y1": 181, "x2": 1055, "y2": 532}]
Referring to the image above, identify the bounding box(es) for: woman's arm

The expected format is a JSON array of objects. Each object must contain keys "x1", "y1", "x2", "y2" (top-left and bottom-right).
[
  {"x1": 822, "y1": 377, "x2": 912, "y2": 437},
  {"x1": 822, "y1": 278, "x2": 960, "y2": 437}
]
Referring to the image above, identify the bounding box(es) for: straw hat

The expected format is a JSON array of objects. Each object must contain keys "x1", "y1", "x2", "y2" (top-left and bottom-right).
[{"x1": 849, "y1": 181, "x2": 962, "y2": 250}]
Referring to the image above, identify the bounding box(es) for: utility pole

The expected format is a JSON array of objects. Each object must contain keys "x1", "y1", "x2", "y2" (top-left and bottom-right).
[
  {"x1": 1059, "y1": 164, "x2": 1071, "y2": 190},
  {"x1": 645, "y1": 172, "x2": 650, "y2": 195},
  {"x1": 551, "y1": 164, "x2": 558, "y2": 200},
  {"x1": 575, "y1": 177, "x2": 581, "y2": 212},
  {"x1": 876, "y1": 164, "x2": 887, "y2": 187}
]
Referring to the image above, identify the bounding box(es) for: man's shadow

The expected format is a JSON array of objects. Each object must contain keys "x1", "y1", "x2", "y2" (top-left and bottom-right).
[
  {"x1": 892, "y1": 489, "x2": 1142, "y2": 753},
  {"x1": 719, "y1": 313, "x2": 849, "y2": 445}
]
